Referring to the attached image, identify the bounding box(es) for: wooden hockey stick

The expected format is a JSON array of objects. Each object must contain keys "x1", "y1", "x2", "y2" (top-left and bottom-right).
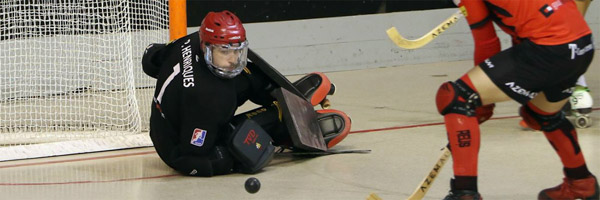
[
  {"x1": 367, "y1": 146, "x2": 451, "y2": 200},
  {"x1": 386, "y1": 10, "x2": 462, "y2": 49},
  {"x1": 406, "y1": 146, "x2": 451, "y2": 200}
]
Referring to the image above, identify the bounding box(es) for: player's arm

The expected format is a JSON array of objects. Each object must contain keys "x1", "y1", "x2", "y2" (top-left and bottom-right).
[
  {"x1": 455, "y1": 0, "x2": 501, "y2": 65},
  {"x1": 575, "y1": 0, "x2": 592, "y2": 15},
  {"x1": 172, "y1": 91, "x2": 235, "y2": 177},
  {"x1": 235, "y1": 62, "x2": 277, "y2": 107},
  {"x1": 141, "y1": 43, "x2": 169, "y2": 79}
]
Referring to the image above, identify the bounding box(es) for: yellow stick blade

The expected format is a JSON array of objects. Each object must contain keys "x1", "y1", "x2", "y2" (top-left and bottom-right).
[{"x1": 366, "y1": 192, "x2": 383, "y2": 200}]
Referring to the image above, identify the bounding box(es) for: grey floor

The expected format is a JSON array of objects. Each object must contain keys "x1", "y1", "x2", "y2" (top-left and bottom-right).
[{"x1": 1, "y1": 54, "x2": 598, "y2": 200}]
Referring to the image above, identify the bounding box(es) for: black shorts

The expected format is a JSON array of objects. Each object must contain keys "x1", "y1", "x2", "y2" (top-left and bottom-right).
[{"x1": 479, "y1": 34, "x2": 594, "y2": 104}]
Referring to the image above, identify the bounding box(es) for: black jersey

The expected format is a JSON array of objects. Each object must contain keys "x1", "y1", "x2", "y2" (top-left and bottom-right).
[{"x1": 142, "y1": 32, "x2": 275, "y2": 176}]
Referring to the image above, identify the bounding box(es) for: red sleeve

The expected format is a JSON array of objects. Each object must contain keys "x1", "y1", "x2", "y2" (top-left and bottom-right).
[{"x1": 458, "y1": 0, "x2": 501, "y2": 65}]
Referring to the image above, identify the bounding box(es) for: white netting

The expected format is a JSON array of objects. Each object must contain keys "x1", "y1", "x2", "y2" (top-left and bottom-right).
[{"x1": 0, "y1": 0, "x2": 168, "y2": 160}]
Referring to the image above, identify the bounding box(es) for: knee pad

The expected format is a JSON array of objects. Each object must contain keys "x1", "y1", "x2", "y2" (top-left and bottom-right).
[
  {"x1": 316, "y1": 109, "x2": 351, "y2": 148},
  {"x1": 293, "y1": 72, "x2": 334, "y2": 106},
  {"x1": 435, "y1": 80, "x2": 482, "y2": 116},
  {"x1": 519, "y1": 104, "x2": 566, "y2": 131},
  {"x1": 475, "y1": 104, "x2": 495, "y2": 124}
]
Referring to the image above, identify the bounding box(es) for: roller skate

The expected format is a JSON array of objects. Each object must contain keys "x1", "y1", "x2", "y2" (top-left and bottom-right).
[
  {"x1": 538, "y1": 175, "x2": 599, "y2": 200},
  {"x1": 569, "y1": 86, "x2": 593, "y2": 128}
]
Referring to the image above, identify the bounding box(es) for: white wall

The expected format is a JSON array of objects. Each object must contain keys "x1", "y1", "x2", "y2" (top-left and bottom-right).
[{"x1": 190, "y1": 5, "x2": 600, "y2": 75}]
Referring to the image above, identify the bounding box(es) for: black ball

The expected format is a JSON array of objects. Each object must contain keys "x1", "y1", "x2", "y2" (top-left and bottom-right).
[{"x1": 244, "y1": 177, "x2": 261, "y2": 194}]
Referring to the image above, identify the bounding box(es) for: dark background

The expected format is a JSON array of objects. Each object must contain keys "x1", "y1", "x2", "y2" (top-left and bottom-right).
[
  {"x1": 0, "y1": 0, "x2": 454, "y2": 40},
  {"x1": 186, "y1": 0, "x2": 455, "y2": 25}
]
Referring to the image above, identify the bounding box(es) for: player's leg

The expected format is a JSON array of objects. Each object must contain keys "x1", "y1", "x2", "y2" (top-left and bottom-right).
[
  {"x1": 316, "y1": 109, "x2": 351, "y2": 148},
  {"x1": 439, "y1": 36, "x2": 569, "y2": 198},
  {"x1": 436, "y1": 66, "x2": 509, "y2": 200},
  {"x1": 293, "y1": 72, "x2": 335, "y2": 106},
  {"x1": 520, "y1": 94, "x2": 598, "y2": 200},
  {"x1": 232, "y1": 100, "x2": 351, "y2": 149},
  {"x1": 520, "y1": 33, "x2": 596, "y2": 199}
]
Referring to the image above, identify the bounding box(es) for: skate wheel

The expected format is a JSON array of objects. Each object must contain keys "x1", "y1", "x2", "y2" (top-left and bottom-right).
[
  {"x1": 320, "y1": 99, "x2": 331, "y2": 109},
  {"x1": 575, "y1": 116, "x2": 591, "y2": 128},
  {"x1": 328, "y1": 83, "x2": 336, "y2": 95}
]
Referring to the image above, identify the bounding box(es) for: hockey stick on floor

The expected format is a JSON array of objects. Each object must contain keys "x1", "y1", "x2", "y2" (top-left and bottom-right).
[
  {"x1": 277, "y1": 149, "x2": 371, "y2": 156},
  {"x1": 386, "y1": 10, "x2": 462, "y2": 49},
  {"x1": 367, "y1": 146, "x2": 451, "y2": 200}
]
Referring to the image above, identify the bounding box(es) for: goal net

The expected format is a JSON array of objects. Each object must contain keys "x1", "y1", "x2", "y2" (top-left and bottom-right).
[{"x1": 0, "y1": 0, "x2": 169, "y2": 161}]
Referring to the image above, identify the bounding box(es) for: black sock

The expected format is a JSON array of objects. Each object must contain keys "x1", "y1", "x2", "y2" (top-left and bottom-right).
[
  {"x1": 564, "y1": 164, "x2": 592, "y2": 179},
  {"x1": 453, "y1": 176, "x2": 478, "y2": 191}
]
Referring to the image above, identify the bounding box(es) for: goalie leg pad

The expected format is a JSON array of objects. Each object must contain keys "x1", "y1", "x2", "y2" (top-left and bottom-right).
[
  {"x1": 229, "y1": 119, "x2": 275, "y2": 174},
  {"x1": 293, "y1": 72, "x2": 333, "y2": 106},
  {"x1": 435, "y1": 80, "x2": 482, "y2": 116},
  {"x1": 316, "y1": 109, "x2": 351, "y2": 148},
  {"x1": 519, "y1": 102, "x2": 566, "y2": 132}
]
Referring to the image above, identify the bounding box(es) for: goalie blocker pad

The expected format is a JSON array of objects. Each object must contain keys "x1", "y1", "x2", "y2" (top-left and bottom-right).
[
  {"x1": 272, "y1": 88, "x2": 328, "y2": 152},
  {"x1": 229, "y1": 119, "x2": 275, "y2": 174}
]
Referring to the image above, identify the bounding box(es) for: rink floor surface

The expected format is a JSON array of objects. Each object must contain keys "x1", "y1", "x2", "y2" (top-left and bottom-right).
[{"x1": 1, "y1": 54, "x2": 598, "y2": 200}]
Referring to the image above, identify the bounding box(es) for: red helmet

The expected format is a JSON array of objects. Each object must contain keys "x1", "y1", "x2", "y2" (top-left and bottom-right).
[
  {"x1": 200, "y1": 10, "x2": 246, "y2": 45},
  {"x1": 200, "y1": 11, "x2": 248, "y2": 79}
]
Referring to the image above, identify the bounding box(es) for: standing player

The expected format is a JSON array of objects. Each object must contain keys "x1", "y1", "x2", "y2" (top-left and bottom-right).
[
  {"x1": 436, "y1": 0, "x2": 597, "y2": 199},
  {"x1": 142, "y1": 10, "x2": 351, "y2": 177}
]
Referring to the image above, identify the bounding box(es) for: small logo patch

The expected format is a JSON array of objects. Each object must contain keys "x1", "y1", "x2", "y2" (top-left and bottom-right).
[
  {"x1": 256, "y1": 142, "x2": 262, "y2": 150},
  {"x1": 244, "y1": 130, "x2": 258, "y2": 145},
  {"x1": 190, "y1": 128, "x2": 207, "y2": 147}
]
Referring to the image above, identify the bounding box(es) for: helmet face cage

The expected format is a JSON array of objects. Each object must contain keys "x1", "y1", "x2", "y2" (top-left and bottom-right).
[{"x1": 204, "y1": 40, "x2": 248, "y2": 79}]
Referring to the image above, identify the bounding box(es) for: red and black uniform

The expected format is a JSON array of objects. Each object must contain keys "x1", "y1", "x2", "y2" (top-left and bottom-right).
[
  {"x1": 142, "y1": 32, "x2": 278, "y2": 177},
  {"x1": 461, "y1": 0, "x2": 593, "y2": 103},
  {"x1": 443, "y1": 0, "x2": 595, "y2": 193}
]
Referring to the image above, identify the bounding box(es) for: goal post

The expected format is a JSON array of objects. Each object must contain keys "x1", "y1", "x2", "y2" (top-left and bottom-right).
[
  {"x1": 169, "y1": 0, "x2": 188, "y2": 41},
  {"x1": 0, "y1": 0, "x2": 185, "y2": 161}
]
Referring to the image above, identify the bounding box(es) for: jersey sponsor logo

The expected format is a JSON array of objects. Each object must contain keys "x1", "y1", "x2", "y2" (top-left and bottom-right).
[
  {"x1": 539, "y1": 4, "x2": 555, "y2": 17},
  {"x1": 568, "y1": 43, "x2": 594, "y2": 59},
  {"x1": 540, "y1": 0, "x2": 565, "y2": 18},
  {"x1": 181, "y1": 39, "x2": 195, "y2": 87},
  {"x1": 484, "y1": 58, "x2": 494, "y2": 68},
  {"x1": 190, "y1": 128, "x2": 207, "y2": 147},
  {"x1": 505, "y1": 82, "x2": 537, "y2": 99}
]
